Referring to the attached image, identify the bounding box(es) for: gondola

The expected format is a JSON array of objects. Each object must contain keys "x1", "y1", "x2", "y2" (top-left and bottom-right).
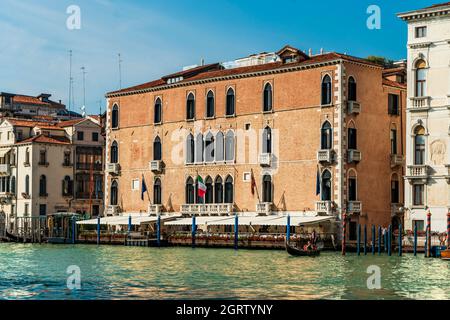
[{"x1": 286, "y1": 242, "x2": 320, "y2": 257}]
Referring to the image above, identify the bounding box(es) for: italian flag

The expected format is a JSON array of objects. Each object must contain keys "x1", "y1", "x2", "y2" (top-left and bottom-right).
[{"x1": 197, "y1": 176, "x2": 206, "y2": 198}]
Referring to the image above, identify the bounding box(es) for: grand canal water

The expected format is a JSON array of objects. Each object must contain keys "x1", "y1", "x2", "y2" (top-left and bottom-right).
[{"x1": 0, "y1": 243, "x2": 448, "y2": 300}]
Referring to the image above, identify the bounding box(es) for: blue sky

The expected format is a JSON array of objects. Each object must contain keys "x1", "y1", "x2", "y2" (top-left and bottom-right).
[{"x1": 0, "y1": 0, "x2": 440, "y2": 114}]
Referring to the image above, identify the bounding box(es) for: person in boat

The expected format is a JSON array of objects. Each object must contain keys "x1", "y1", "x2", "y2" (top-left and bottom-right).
[{"x1": 303, "y1": 241, "x2": 313, "y2": 251}]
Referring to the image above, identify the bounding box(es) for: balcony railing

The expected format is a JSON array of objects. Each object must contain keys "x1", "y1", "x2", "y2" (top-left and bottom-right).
[
  {"x1": 149, "y1": 160, "x2": 162, "y2": 172},
  {"x1": 347, "y1": 201, "x2": 362, "y2": 214},
  {"x1": 148, "y1": 204, "x2": 162, "y2": 215},
  {"x1": 317, "y1": 149, "x2": 334, "y2": 163},
  {"x1": 259, "y1": 153, "x2": 272, "y2": 167},
  {"x1": 106, "y1": 205, "x2": 120, "y2": 216},
  {"x1": 409, "y1": 97, "x2": 431, "y2": 111},
  {"x1": 0, "y1": 164, "x2": 11, "y2": 176},
  {"x1": 390, "y1": 154, "x2": 403, "y2": 168},
  {"x1": 106, "y1": 163, "x2": 120, "y2": 175},
  {"x1": 347, "y1": 149, "x2": 362, "y2": 163},
  {"x1": 315, "y1": 201, "x2": 333, "y2": 215},
  {"x1": 180, "y1": 203, "x2": 233, "y2": 216},
  {"x1": 347, "y1": 101, "x2": 361, "y2": 114},
  {"x1": 256, "y1": 202, "x2": 272, "y2": 216},
  {"x1": 77, "y1": 163, "x2": 103, "y2": 171},
  {"x1": 407, "y1": 165, "x2": 429, "y2": 179}
]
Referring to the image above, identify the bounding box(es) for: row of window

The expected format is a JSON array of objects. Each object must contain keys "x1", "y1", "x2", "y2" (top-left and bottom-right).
[{"x1": 77, "y1": 131, "x2": 100, "y2": 142}]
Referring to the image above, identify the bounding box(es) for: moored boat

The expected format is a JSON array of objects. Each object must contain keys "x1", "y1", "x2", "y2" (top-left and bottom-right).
[
  {"x1": 286, "y1": 242, "x2": 320, "y2": 257},
  {"x1": 441, "y1": 249, "x2": 450, "y2": 261}
]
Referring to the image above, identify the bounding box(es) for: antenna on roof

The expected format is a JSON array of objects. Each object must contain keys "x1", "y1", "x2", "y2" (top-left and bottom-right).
[
  {"x1": 81, "y1": 66, "x2": 87, "y2": 118},
  {"x1": 201, "y1": 58, "x2": 205, "y2": 66},
  {"x1": 118, "y1": 53, "x2": 123, "y2": 90},
  {"x1": 68, "y1": 50, "x2": 73, "y2": 118}
]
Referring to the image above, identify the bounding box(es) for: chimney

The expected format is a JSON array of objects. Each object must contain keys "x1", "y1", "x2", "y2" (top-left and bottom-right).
[
  {"x1": 320, "y1": 48, "x2": 324, "y2": 54},
  {"x1": 200, "y1": 58, "x2": 205, "y2": 66},
  {"x1": 308, "y1": 48, "x2": 312, "y2": 56}
]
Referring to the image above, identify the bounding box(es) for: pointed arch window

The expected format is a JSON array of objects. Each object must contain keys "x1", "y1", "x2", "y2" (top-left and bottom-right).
[
  {"x1": 321, "y1": 170, "x2": 332, "y2": 201},
  {"x1": 262, "y1": 126, "x2": 272, "y2": 154},
  {"x1": 414, "y1": 126, "x2": 426, "y2": 165},
  {"x1": 224, "y1": 176, "x2": 234, "y2": 204},
  {"x1": 154, "y1": 178, "x2": 162, "y2": 205},
  {"x1": 186, "y1": 177, "x2": 195, "y2": 204},
  {"x1": 111, "y1": 104, "x2": 119, "y2": 129},
  {"x1": 153, "y1": 136, "x2": 162, "y2": 161},
  {"x1": 186, "y1": 93, "x2": 195, "y2": 120},
  {"x1": 348, "y1": 172, "x2": 357, "y2": 202},
  {"x1": 186, "y1": 134, "x2": 195, "y2": 164},
  {"x1": 195, "y1": 134, "x2": 204, "y2": 163},
  {"x1": 110, "y1": 180, "x2": 118, "y2": 205},
  {"x1": 321, "y1": 75, "x2": 332, "y2": 105},
  {"x1": 321, "y1": 121, "x2": 333, "y2": 150},
  {"x1": 111, "y1": 141, "x2": 118, "y2": 163},
  {"x1": 225, "y1": 131, "x2": 235, "y2": 161},
  {"x1": 39, "y1": 175, "x2": 47, "y2": 196},
  {"x1": 348, "y1": 124, "x2": 357, "y2": 150},
  {"x1": 62, "y1": 175, "x2": 72, "y2": 196},
  {"x1": 205, "y1": 132, "x2": 215, "y2": 162},
  {"x1": 154, "y1": 98, "x2": 162, "y2": 124},
  {"x1": 348, "y1": 76, "x2": 357, "y2": 102},
  {"x1": 205, "y1": 176, "x2": 213, "y2": 204},
  {"x1": 263, "y1": 83, "x2": 273, "y2": 112},
  {"x1": 391, "y1": 174, "x2": 400, "y2": 204},
  {"x1": 262, "y1": 174, "x2": 273, "y2": 203},
  {"x1": 226, "y1": 88, "x2": 235, "y2": 116},
  {"x1": 215, "y1": 132, "x2": 224, "y2": 162},
  {"x1": 214, "y1": 176, "x2": 223, "y2": 203},
  {"x1": 415, "y1": 60, "x2": 427, "y2": 97},
  {"x1": 206, "y1": 91, "x2": 215, "y2": 118}
]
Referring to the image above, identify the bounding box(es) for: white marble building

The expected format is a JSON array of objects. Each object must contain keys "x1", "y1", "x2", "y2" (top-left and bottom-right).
[{"x1": 398, "y1": 2, "x2": 450, "y2": 232}]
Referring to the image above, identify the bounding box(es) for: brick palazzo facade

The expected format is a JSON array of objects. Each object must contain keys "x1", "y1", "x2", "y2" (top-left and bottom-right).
[{"x1": 104, "y1": 45, "x2": 406, "y2": 239}]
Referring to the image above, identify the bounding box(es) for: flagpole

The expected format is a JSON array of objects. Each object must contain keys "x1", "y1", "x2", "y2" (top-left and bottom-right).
[{"x1": 251, "y1": 169, "x2": 261, "y2": 204}]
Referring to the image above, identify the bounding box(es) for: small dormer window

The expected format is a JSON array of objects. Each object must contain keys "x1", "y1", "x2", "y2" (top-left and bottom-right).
[{"x1": 283, "y1": 55, "x2": 298, "y2": 64}]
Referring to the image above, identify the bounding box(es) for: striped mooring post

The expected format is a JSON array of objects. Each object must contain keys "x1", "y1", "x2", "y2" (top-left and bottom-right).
[
  {"x1": 97, "y1": 216, "x2": 101, "y2": 245},
  {"x1": 372, "y1": 225, "x2": 375, "y2": 255},
  {"x1": 363, "y1": 225, "x2": 367, "y2": 255},
  {"x1": 156, "y1": 214, "x2": 161, "y2": 247},
  {"x1": 356, "y1": 224, "x2": 361, "y2": 256},
  {"x1": 192, "y1": 215, "x2": 196, "y2": 248},
  {"x1": 426, "y1": 211, "x2": 432, "y2": 258},
  {"x1": 286, "y1": 215, "x2": 291, "y2": 244},
  {"x1": 414, "y1": 223, "x2": 418, "y2": 256},
  {"x1": 341, "y1": 213, "x2": 347, "y2": 256},
  {"x1": 234, "y1": 214, "x2": 239, "y2": 250},
  {"x1": 378, "y1": 226, "x2": 382, "y2": 255},
  {"x1": 447, "y1": 211, "x2": 450, "y2": 248},
  {"x1": 388, "y1": 224, "x2": 392, "y2": 256}
]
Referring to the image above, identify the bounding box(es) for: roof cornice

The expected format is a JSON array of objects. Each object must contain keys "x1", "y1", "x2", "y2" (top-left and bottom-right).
[
  {"x1": 106, "y1": 58, "x2": 381, "y2": 98},
  {"x1": 398, "y1": 7, "x2": 450, "y2": 21}
]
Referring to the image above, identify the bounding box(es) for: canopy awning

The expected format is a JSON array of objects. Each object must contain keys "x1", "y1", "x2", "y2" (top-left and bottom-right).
[
  {"x1": 0, "y1": 148, "x2": 11, "y2": 158},
  {"x1": 164, "y1": 215, "x2": 335, "y2": 226},
  {"x1": 77, "y1": 214, "x2": 180, "y2": 226}
]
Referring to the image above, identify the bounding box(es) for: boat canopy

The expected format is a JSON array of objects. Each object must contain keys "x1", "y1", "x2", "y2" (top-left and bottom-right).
[{"x1": 77, "y1": 214, "x2": 180, "y2": 226}]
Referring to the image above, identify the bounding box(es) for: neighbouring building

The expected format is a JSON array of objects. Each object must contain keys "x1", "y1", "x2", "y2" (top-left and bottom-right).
[
  {"x1": 0, "y1": 92, "x2": 82, "y2": 120},
  {"x1": 398, "y1": 2, "x2": 450, "y2": 232},
  {"x1": 0, "y1": 117, "x2": 104, "y2": 233},
  {"x1": 104, "y1": 45, "x2": 406, "y2": 240}
]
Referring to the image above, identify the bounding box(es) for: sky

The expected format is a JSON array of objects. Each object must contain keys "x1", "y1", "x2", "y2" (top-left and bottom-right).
[{"x1": 0, "y1": 0, "x2": 441, "y2": 115}]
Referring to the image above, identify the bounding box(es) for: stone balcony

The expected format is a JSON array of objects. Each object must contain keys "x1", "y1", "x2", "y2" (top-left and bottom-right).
[
  {"x1": 408, "y1": 97, "x2": 431, "y2": 111},
  {"x1": 149, "y1": 160, "x2": 163, "y2": 173},
  {"x1": 317, "y1": 149, "x2": 335, "y2": 164},
  {"x1": 259, "y1": 153, "x2": 272, "y2": 167},
  {"x1": 315, "y1": 201, "x2": 334, "y2": 215},
  {"x1": 347, "y1": 149, "x2": 362, "y2": 163},
  {"x1": 347, "y1": 201, "x2": 362, "y2": 214},
  {"x1": 106, "y1": 163, "x2": 120, "y2": 175},
  {"x1": 347, "y1": 101, "x2": 361, "y2": 115},
  {"x1": 390, "y1": 154, "x2": 404, "y2": 168},
  {"x1": 256, "y1": 202, "x2": 272, "y2": 216},
  {"x1": 406, "y1": 165, "x2": 429, "y2": 184},
  {"x1": 148, "y1": 204, "x2": 163, "y2": 215},
  {"x1": 181, "y1": 203, "x2": 233, "y2": 216},
  {"x1": 106, "y1": 205, "x2": 121, "y2": 216},
  {"x1": 0, "y1": 164, "x2": 11, "y2": 176}
]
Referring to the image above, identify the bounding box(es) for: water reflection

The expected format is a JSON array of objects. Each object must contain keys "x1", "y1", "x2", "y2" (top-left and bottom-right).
[{"x1": 0, "y1": 244, "x2": 449, "y2": 300}]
